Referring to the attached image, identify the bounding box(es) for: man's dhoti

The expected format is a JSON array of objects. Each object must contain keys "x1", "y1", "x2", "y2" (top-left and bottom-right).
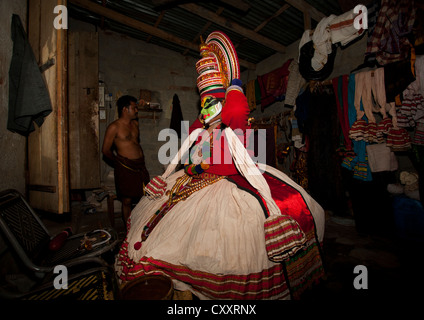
[{"x1": 114, "y1": 154, "x2": 150, "y2": 203}]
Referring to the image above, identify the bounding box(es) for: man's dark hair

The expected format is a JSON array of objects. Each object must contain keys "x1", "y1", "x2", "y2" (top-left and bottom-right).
[{"x1": 117, "y1": 95, "x2": 137, "y2": 117}]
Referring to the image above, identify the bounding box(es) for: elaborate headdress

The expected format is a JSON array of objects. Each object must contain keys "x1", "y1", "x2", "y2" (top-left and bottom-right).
[{"x1": 196, "y1": 31, "x2": 240, "y2": 101}]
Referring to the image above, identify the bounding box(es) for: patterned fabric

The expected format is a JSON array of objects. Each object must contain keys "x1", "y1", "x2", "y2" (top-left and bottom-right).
[
  {"x1": 196, "y1": 31, "x2": 240, "y2": 100},
  {"x1": 413, "y1": 123, "x2": 424, "y2": 145},
  {"x1": 115, "y1": 168, "x2": 324, "y2": 300},
  {"x1": 116, "y1": 252, "x2": 292, "y2": 299},
  {"x1": 264, "y1": 215, "x2": 307, "y2": 262},
  {"x1": 145, "y1": 176, "x2": 167, "y2": 200},
  {"x1": 366, "y1": 0, "x2": 416, "y2": 65},
  {"x1": 205, "y1": 31, "x2": 240, "y2": 86},
  {"x1": 257, "y1": 59, "x2": 292, "y2": 109}
]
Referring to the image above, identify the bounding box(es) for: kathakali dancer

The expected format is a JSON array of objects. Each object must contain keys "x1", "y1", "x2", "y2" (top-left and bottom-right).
[{"x1": 115, "y1": 31, "x2": 325, "y2": 299}]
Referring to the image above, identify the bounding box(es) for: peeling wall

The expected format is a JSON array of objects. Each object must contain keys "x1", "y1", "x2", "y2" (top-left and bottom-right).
[{"x1": 0, "y1": 1, "x2": 28, "y2": 195}]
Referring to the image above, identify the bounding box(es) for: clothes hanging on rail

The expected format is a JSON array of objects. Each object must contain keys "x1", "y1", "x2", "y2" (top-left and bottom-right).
[
  {"x1": 348, "y1": 67, "x2": 412, "y2": 151},
  {"x1": 342, "y1": 74, "x2": 373, "y2": 182},
  {"x1": 396, "y1": 57, "x2": 424, "y2": 146}
]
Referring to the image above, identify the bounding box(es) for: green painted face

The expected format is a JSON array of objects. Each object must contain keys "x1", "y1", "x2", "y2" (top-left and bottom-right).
[{"x1": 201, "y1": 96, "x2": 222, "y2": 124}]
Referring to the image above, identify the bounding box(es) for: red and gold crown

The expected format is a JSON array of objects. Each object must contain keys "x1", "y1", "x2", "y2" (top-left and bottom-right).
[{"x1": 196, "y1": 31, "x2": 240, "y2": 100}]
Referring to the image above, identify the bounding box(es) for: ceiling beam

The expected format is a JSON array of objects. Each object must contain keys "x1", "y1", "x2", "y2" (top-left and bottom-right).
[
  {"x1": 179, "y1": 3, "x2": 286, "y2": 53},
  {"x1": 183, "y1": 7, "x2": 225, "y2": 56},
  {"x1": 254, "y1": 4, "x2": 290, "y2": 32},
  {"x1": 68, "y1": 0, "x2": 256, "y2": 70},
  {"x1": 285, "y1": 0, "x2": 326, "y2": 23},
  {"x1": 146, "y1": 10, "x2": 166, "y2": 43}
]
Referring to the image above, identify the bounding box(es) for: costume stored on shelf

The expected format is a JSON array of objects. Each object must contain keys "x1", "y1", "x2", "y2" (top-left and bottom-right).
[{"x1": 115, "y1": 31, "x2": 325, "y2": 299}]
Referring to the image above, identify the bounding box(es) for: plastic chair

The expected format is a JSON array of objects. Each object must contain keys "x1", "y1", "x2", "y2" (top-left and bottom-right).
[{"x1": 0, "y1": 189, "x2": 120, "y2": 298}]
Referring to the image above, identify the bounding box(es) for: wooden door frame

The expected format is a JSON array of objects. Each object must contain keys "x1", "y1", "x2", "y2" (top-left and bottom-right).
[{"x1": 27, "y1": 0, "x2": 69, "y2": 214}]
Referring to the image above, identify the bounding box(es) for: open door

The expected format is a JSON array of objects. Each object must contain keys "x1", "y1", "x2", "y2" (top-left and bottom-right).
[{"x1": 27, "y1": 0, "x2": 69, "y2": 214}]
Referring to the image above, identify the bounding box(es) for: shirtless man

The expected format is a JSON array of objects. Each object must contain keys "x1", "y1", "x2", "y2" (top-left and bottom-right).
[{"x1": 102, "y1": 95, "x2": 150, "y2": 227}]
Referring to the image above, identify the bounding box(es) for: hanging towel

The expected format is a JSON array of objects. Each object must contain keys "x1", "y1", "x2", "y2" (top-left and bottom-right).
[{"x1": 7, "y1": 14, "x2": 52, "y2": 136}]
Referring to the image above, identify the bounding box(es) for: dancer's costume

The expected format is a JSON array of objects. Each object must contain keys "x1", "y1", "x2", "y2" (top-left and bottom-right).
[{"x1": 115, "y1": 31, "x2": 325, "y2": 300}]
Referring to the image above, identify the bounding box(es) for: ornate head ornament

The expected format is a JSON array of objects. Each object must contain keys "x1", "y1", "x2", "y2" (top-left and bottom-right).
[{"x1": 196, "y1": 31, "x2": 240, "y2": 123}]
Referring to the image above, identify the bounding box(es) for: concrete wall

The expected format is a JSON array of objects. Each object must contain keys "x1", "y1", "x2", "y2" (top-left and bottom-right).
[
  {"x1": 0, "y1": 1, "x2": 28, "y2": 195},
  {"x1": 70, "y1": 18, "x2": 200, "y2": 181},
  {"x1": 99, "y1": 29, "x2": 200, "y2": 179}
]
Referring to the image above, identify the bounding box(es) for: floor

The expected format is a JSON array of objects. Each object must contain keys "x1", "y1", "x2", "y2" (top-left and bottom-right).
[{"x1": 7, "y1": 192, "x2": 424, "y2": 301}]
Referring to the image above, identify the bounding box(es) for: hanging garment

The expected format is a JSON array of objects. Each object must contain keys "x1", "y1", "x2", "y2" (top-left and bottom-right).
[
  {"x1": 397, "y1": 80, "x2": 424, "y2": 128},
  {"x1": 306, "y1": 87, "x2": 349, "y2": 213},
  {"x1": 350, "y1": 69, "x2": 402, "y2": 144},
  {"x1": 7, "y1": 14, "x2": 52, "y2": 136},
  {"x1": 311, "y1": 15, "x2": 337, "y2": 71},
  {"x1": 366, "y1": 0, "x2": 381, "y2": 49},
  {"x1": 415, "y1": 55, "x2": 424, "y2": 95},
  {"x1": 257, "y1": 59, "x2": 292, "y2": 110},
  {"x1": 366, "y1": 0, "x2": 416, "y2": 65},
  {"x1": 413, "y1": 122, "x2": 424, "y2": 145},
  {"x1": 396, "y1": 79, "x2": 424, "y2": 146},
  {"x1": 294, "y1": 85, "x2": 311, "y2": 136},
  {"x1": 333, "y1": 75, "x2": 352, "y2": 151},
  {"x1": 343, "y1": 74, "x2": 373, "y2": 182},
  {"x1": 285, "y1": 60, "x2": 306, "y2": 108},
  {"x1": 245, "y1": 79, "x2": 257, "y2": 111},
  {"x1": 169, "y1": 94, "x2": 184, "y2": 138},
  {"x1": 299, "y1": 40, "x2": 337, "y2": 81},
  {"x1": 329, "y1": 8, "x2": 365, "y2": 47}
]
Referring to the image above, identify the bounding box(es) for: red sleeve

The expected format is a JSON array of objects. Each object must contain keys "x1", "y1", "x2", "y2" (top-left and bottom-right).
[{"x1": 221, "y1": 89, "x2": 250, "y2": 131}]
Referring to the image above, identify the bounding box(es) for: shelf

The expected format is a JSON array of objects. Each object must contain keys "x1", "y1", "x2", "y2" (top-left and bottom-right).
[{"x1": 138, "y1": 107, "x2": 162, "y2": 122}]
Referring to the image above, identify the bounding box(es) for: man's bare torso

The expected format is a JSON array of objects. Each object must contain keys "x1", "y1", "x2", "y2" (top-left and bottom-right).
[{"x1": 113, "y1": 119, "x2": 144, "y2": 160}]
